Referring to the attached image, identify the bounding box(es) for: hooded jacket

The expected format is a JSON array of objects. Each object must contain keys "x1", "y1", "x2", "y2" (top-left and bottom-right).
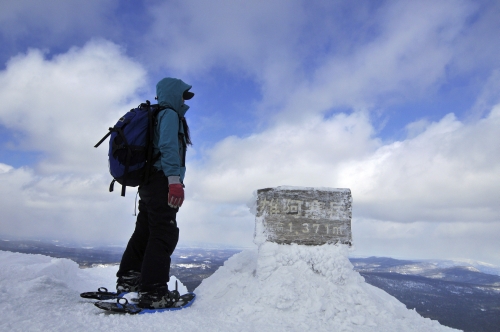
[{"x1": 153, "y1": 78, "x2": 192, "y2": 183}]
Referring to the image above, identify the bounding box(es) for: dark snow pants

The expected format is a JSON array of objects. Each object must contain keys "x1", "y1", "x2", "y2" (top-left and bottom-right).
[{"x1": 117, "y1": 171, "x2": 179, "y2": 292}]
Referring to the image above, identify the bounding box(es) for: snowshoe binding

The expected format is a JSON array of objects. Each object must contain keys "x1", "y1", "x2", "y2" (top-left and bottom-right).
[{"x1": 80, "y1": 287, "x2": 128, "y2": 301}]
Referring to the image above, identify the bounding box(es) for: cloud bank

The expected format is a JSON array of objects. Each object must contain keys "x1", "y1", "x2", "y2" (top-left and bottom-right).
[
  {"x1": 181, "y1": 104, "x2": 500, "y2": 262},
  {"x1": 0, "y1": 0, "x2": 499, "y2": 265},
  {"x1": 0, "y1": 40, "x2": 147, "y2": 243}
]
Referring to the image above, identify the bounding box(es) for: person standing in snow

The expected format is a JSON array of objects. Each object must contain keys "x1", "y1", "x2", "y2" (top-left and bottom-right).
[{"x1": 115, "y1": 77, "x2": 194, "y2": 309}]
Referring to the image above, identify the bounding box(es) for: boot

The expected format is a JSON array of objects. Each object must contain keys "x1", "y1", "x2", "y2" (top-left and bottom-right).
[
  {"x1": 138, "y1": 284, "x2": 180, "y2": 309},
  {"x1": 116, "y1": 270, "x2": 141, "y2": 293}
]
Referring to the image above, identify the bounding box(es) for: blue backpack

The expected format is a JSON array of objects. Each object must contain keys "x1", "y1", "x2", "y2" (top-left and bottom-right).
[{"x1": 95, "y1": 101, "x2": 164, "y2": 196}]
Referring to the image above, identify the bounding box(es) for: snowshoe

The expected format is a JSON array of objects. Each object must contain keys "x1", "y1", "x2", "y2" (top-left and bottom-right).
[{"x1": 94, "y1": 293, "x2": 196, "y2": 314}]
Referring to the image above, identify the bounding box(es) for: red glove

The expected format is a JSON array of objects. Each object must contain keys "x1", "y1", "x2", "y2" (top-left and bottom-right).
[{"x1": 168, "y1": 183, "x2": 184, "y2": 208}]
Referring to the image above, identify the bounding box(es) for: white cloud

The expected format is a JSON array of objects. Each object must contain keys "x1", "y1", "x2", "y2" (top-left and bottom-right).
[
  {"x1": 1, "y1": 0, "x2": 499, "y2": 266},
  {"x1": 469, "y1": 69, "x2": 500, "y2": 120},
  {"x1": 0, "y1": 39, "x2": 146, "y2": 175},
  {"x1": 0, "y1": 165, "x2": 139, "y2": 243},
  {"x1": 186, "y1": 111, "x2": 378, "y2": 203},
  {"x1": 187, "y1": 105, "x2": 500, "y2": 224},
  {"x1": 178, "y1": 104, "x2": 500, "y2": 254},
  {"x1": 0, "y1": 40, "x2": 147, "y2": 242},
  {"x1": 353, "y1": 219, "x2": 500, "y2": 265},
  {"x1": 452, "y1": 0, "x2": 500, "y2": 74},
  {"x1": 340, "y1": 106, "x2": 500, "y2": 224},
  {"x1": 144, "y1": 0, "x2": 305, "y2": 74},
  {"x1": 139, "y1": 0, "x2": 478, "y2": 125},
  {"x1": 276, "y1": 0, "x2": 474, "y2": 122}
]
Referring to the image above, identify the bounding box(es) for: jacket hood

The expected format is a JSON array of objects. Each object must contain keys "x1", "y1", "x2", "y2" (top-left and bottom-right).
[{"x1": 156, "y1": 77, "x2": 192, "y2": 117}]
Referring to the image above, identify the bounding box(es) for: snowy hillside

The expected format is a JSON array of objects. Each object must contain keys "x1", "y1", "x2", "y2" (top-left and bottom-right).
[{"x1": 0, "y1": 244, "x2": 458, "y2": 332}]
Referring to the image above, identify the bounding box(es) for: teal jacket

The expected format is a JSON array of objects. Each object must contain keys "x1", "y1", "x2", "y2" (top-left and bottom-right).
[{"x1": 153, "y1": 78, "x2": 192, "y2": 182}]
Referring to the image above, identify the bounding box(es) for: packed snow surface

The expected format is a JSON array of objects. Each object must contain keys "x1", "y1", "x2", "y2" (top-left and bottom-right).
[{"x1": 0, "y1": 244, "x2": 458, "y2": 331}]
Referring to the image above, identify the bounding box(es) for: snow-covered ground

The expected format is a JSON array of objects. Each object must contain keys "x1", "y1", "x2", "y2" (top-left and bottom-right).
[{"x1": 0, "y1": 243, "x2": 458, "y2": 331}]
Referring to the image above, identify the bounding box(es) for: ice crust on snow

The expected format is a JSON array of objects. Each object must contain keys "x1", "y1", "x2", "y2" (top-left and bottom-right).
[{"x1": 0, "y1": 245, "x2": 458, "y2": 331}]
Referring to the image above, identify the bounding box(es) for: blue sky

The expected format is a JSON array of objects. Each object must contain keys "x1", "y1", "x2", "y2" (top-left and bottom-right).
[{"x1": 1, "y1": 0, "x2": 500, "y2": 265}]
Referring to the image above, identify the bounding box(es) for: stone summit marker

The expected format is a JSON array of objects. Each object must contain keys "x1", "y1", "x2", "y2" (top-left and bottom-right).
[{"x1": 256, "y1": 186, "x2": 352, "y2": 246}]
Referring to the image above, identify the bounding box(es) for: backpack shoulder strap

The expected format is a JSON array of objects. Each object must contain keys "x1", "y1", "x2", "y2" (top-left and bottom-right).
[{"x1": 142, "y1": 102, "x2": 168, "y2": 185}]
